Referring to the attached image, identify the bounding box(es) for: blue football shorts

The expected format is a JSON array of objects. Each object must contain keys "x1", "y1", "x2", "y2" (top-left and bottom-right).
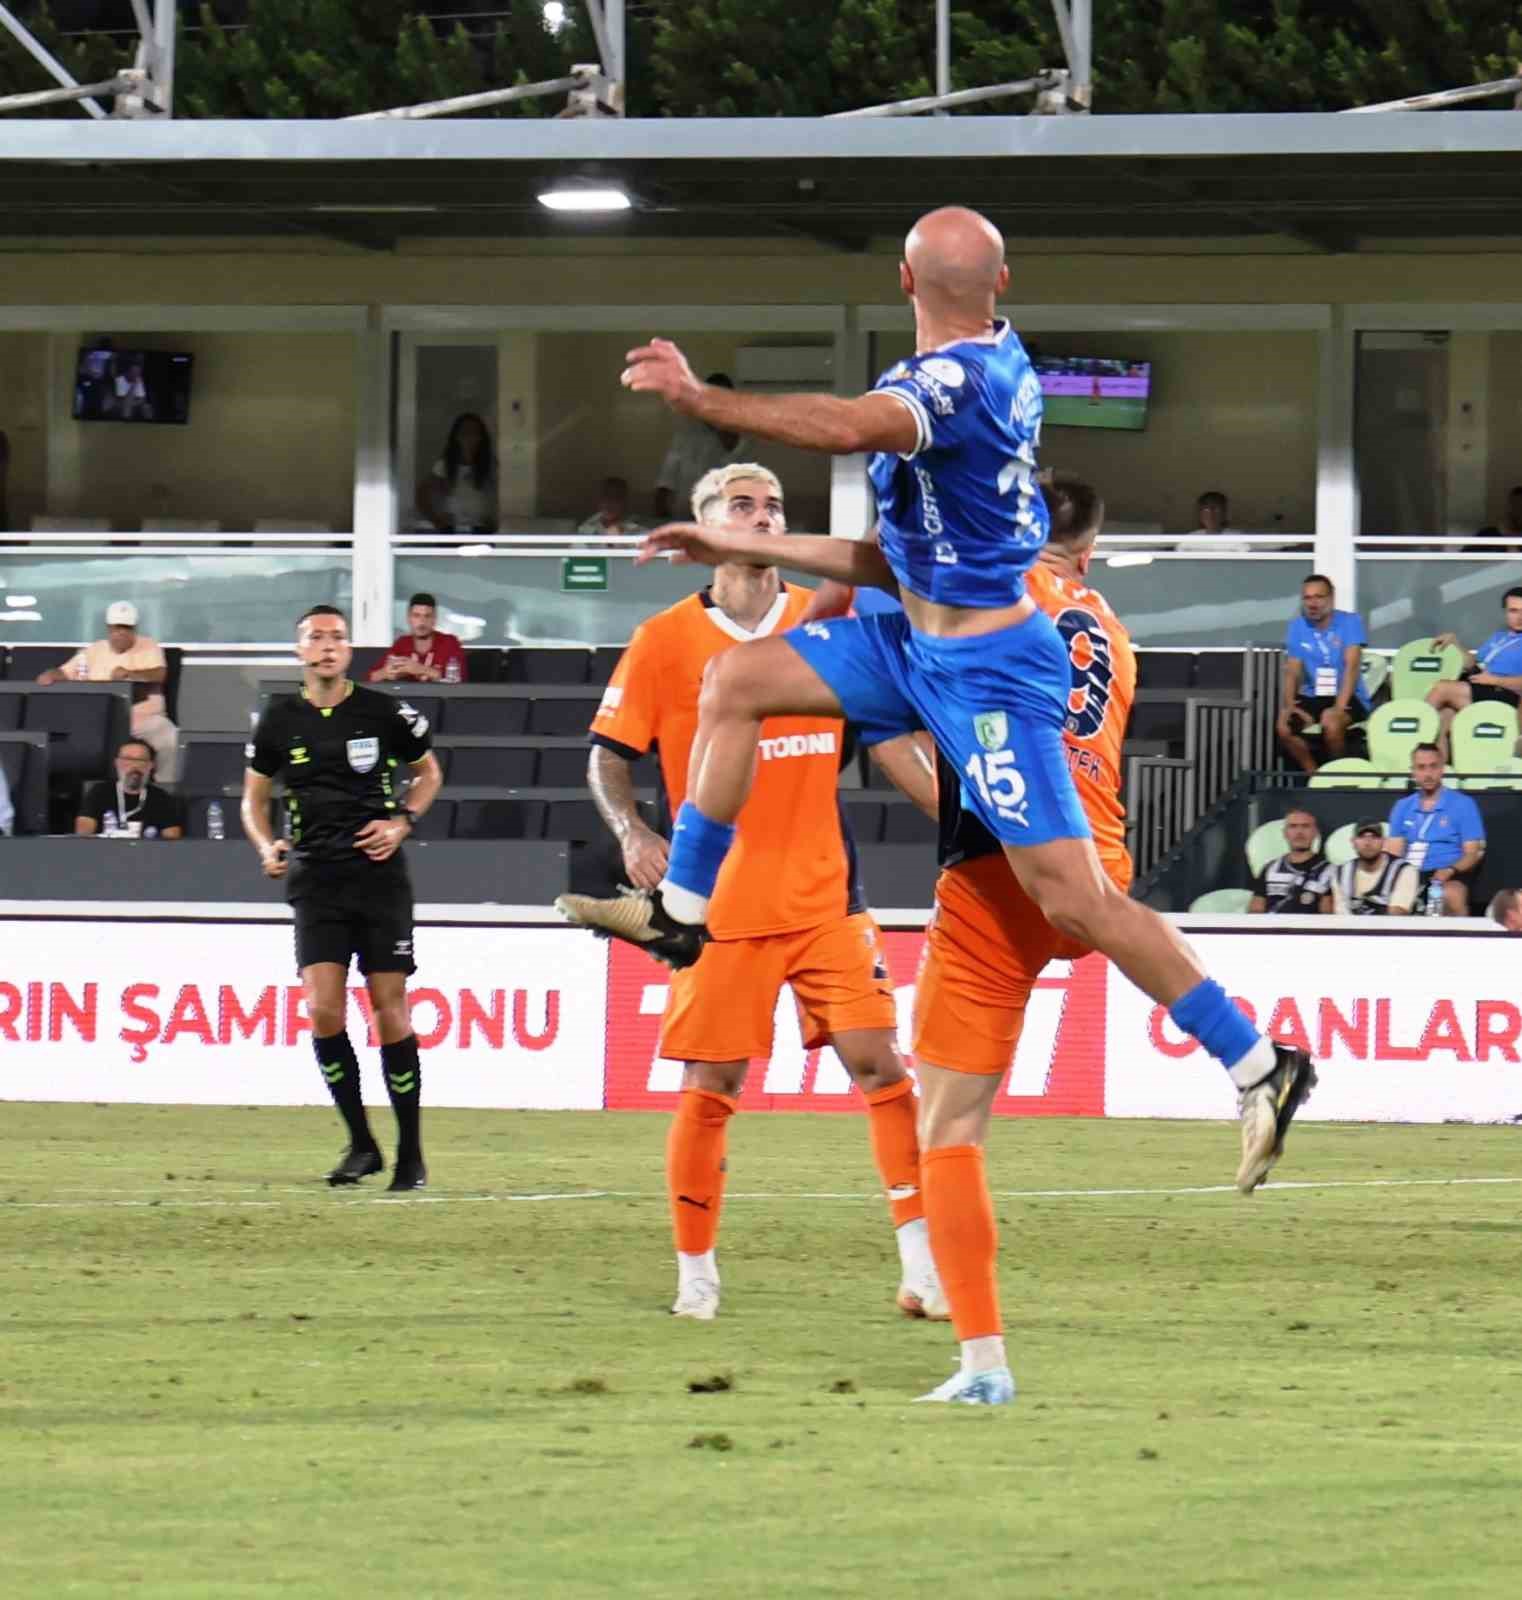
[{"x1": 784, "y1": 607, "x2": 1091, "y2": 848}]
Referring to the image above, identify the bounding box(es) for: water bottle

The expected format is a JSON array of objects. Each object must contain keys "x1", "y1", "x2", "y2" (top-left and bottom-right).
[
  {"x1": 206, "y1": 800, "x2": 225, "y2": 842},
  {"x1": 103, "y1": 809, "x2": 118, "y2": 835},
  {"x1": 444, "y1": 657, "x2": 461, "y2": 684},
  {"x1": 1424, "y1": 877, "x2": 1445, "y2": 916}
]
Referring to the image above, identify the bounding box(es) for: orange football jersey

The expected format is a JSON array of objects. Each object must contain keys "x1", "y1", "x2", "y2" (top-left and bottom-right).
[
  {"x1": 591, "y1": 584, "x2": 861, "y2": 941},
  {"x1": 1024, "y1": 563, "x2": 1136, "y2": 867}
]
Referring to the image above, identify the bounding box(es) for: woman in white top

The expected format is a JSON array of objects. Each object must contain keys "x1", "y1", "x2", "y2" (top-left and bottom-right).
[{"x1": 417, "y1": 412, "x2": 498, "y2": 533}]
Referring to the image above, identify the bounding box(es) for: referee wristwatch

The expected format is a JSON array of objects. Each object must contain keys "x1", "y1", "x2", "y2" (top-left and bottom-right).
[{"x1": 398, "y1": 807, "x2": 419, "y2": 831}]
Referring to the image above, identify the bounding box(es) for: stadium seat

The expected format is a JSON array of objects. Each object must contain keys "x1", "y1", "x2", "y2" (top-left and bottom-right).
[
  {"x1": 1323, "y1": 820, "x2": 1381, "y2": 866},
  {"x1": 1193, "y1": 652, "x2": 1245, "y2": 691},
  {"x1": 1136, "y1": 652, "x2": 1195, "y2": 690},
  {"x1": 1389, "y1": 639, "x2": 1463, "y2": 702},
  {"x1": 503, "y1": 647, "x2": 590, "y2": 685},
  {"x1": 1307, "y1": 756, "x2": 1380, "y2": 789},
  {"x1": 1245, "y1": 818, "x2": 1295, "y2": 877},
  {"x1": 463, "y1": 648, "x2": 505, "y2": 684},
  {"x1": 452, "y1": 798, "x2": 546, "y2": 840},
  {"x1": 447, "y1": 746, "x2": 537, "y2": 787},
  {"x1": 537, "y1": 746, "x2": 593, "y2": 787},
  {"x1": 408, "y1": 799, "x2": 454, "y2": 840},
  {"x1": 882, "y1": 802, "x2": 938, "y2": 844},
  {"x1": 1450, "y1": 701, "x2": 1518, "y2": 776},
  {"x1": 1364, "y1": 699, "x2": 1439, "y2": 774},
  {"x1": 1461, "y1": 758, "x2": 1522, "y2": 792},
  {"x1": 588, "y1": 648, "x2": 623, "y2": 686},
  {"x1": 0, "y1": 731, "x2": 49, "y2": 834},
  {"x1": 5, "y1": 647, "x2": 72, "y2": 681},
  {"x1": 21, "y1": 690, "x2": 126, "y2": 786},
  {"x1": 1359, "y1": 653, "x2": 1390, "y2": 701},
  {"x1": 1188, "y1": 888, "x2": 1254, "y2": 914},
  {"x1": 840, "y1": 799, "x2": 885, "y2": 844},
  {"x1": 439, "y1": 697, "x2": 529, "y2": 737},
  {"x1": 528, "y1": 697, "x2": 602, "y2": 737},
  {"x1": 542, "y1": 798, "x2": 605, "y2": 843},
  {"x1": 177, "y1": 737, "x2": 249, "y2": 795}
]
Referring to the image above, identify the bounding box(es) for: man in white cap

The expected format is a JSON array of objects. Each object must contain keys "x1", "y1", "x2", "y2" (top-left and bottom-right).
[{"x1": 37, "y1": 600, "x2": 179, "y2": 781}]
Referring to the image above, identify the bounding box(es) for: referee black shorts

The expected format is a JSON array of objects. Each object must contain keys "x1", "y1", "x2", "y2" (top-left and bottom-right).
[{"x1": 287, "y1": 859, "x2": 416, "y2": 977}]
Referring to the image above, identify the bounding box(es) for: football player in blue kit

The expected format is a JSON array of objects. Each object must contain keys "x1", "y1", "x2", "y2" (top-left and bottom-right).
[{"x1": 561, "y1": 211, "x2": 1318, "y2": 1375}]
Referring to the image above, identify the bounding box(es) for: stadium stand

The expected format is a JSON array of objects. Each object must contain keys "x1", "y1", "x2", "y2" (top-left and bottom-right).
[
  {"x1": 1450, "y1": 701, "x2": 1518, "y2": 777},
  {"x1": 1389, "y1": 639, "x2": 1463, "y2": 702},
  {"x1": 1364, "y1": 700, "x2": 1440, "y2": 772}
]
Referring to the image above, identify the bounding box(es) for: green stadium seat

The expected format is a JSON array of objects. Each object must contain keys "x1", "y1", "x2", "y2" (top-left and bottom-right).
[
  {"x1": 1308, "y1": 756, "x2": 1380, "y2": 789},
  {"x1": 1450, "y1": 701, "x2": 1518, "y2": 777},
  {"x1": 1359, "y1": 652, "x2": 1390, "y2": 700},
  {"x1": 1189, "y1": 888, "x2": 1255, "y2": 914},
  {"x1": 1389, "y1": 639, "x2": 1463, "y2": 702},
  {"x1": 1364, "y1": 699, "x2": 1439, "y2": 773},
  {"x1": 1246, "y1": 818, "x2": 1304, "y2": 877},
  {"x1": 1460, "y1": 758, "x2": 1522, "y2": 792},
  {"x1": 1323, "y1": 820, "x2": 1383, "y2": 866}
]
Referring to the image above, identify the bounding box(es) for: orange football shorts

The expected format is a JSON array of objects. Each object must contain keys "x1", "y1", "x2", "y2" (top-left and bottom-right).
[
  {"x1": 660, "y1": 910, "x2": 897, "y2": 1063},
  {"x1": 913, "y1": 848, "x2": 1131, "y2": 1076}
]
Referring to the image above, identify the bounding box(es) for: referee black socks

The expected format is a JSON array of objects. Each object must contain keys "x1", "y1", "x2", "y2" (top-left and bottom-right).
[
  {"x1": 313, "y1": 1030, "x2": 377, "y2": 1152},
  {"x1": 381, "y1": 1035, "x2": 423, "y2": 1161}
]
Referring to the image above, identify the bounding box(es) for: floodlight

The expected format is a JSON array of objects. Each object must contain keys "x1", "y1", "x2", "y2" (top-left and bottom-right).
[{"x1": 536, "y1": 186, "x2": 632, "y2": 213}]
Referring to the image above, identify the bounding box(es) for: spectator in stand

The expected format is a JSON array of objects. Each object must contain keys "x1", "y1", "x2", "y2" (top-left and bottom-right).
[
  {"x1": 652, "y1": 374, "x2": 750, "y2": 521},
  {"x1": 0, "y1": 758, "x2": 12, "y2": 837},
  {"x1": 1386, "y1": 743, "x2": 1485, "y2": 917},
  {"x1": 369, "y1": 593, "x2": 467, "y2": 685},
  {"x1": 1486, "y1": 888, "x2": 1522, "y2": 931},
  {"x1": 37, "y1": 600, "x2": 179, "y2": 782},
  {"x1": 1425, "y1": 587, "x2": 1522, "y2": 761},
  {"x1": 1175, "y1": 490, "x2": 1251, "y2": 552},
  {"x1": 1248, "y1": 807, "x2": 1332, "y2": 914},
  {"x1": 417, "y1": 413, "x2": 497, "y2": 534},
  {"x1": 578, "y1": 475, "x2": 644, "y2": 535},
  {"x1": 1330, "y1": 820, "x2": 1418, "y2": 916},
  {"x1": 1276, "y1": 574, "x2": 1369, "y2": 773},
  {"x1": 75, "y1": 738, "x2": 184, "y2": 839},
  {"x1": 1472, "y1": 486, "x2": 1522, "y2": 554}
]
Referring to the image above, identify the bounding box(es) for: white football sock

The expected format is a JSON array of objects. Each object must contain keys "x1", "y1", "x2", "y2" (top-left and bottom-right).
[
  {"x1": 894, "y1": 1214, "x2": 933, "y2": 1282},
  {"x1": 961, "y1": 1335, "x2": 1007, "y2": 1375},
  {"x1": 677, "y1": 1249, "x2": 718, "y2": 1290},
  {"x1": 660, "y1": 880, "x2": 710, "y2": 926},
  {"x1": 1227, "y1": 1034, "x2": 1278, "y2": 1090}
]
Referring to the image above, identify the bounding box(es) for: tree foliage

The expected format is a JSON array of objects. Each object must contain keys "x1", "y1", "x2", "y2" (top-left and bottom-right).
[{"x1": 1, "y1": 1, "x2": 1519, "y2": 118}]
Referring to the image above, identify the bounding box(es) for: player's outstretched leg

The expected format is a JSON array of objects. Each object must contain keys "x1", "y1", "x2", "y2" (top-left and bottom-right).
[
  {"x1": 305, "y1": 962, "x2": 384, "y2": 1185},
  {"x1": 667, "y1": 1077, "x2": 738, "y2": 1319},
  {"x1": 555, "y1": 635, "x2": 845, "y2": 962},
  {"x1": 833, "y1": 1030, "x2": 946, "y2": 1320},
  {"x1": 369, "y1": 973, "x2": 427, "y2": 1193},
  {"x1": 1005, "y1": 838, "x2": 1317, "y2": 1192},
  {"x1": 910, "y1": 1066, "x2": 1014, "y2": 1407}
]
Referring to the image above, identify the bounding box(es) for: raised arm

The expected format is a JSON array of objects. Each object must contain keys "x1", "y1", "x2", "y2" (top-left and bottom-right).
[
  {"x1": 640, "y1": 523, "x2": 899, "y2": 593},
  {"x1": 623, "y1": 340, "x2": 918, "y2": 457}
]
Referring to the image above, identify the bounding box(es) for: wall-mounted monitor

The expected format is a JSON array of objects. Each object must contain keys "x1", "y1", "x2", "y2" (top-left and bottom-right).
[
  {"x1": 73, "y1": 346, "x2": 194, "y2": 425},
  {"x1": 1033, "y1": 356, "x2": 1150, "y2": 431}
]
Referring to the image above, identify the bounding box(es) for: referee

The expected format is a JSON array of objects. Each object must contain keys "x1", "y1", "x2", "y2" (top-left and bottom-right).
[{"x1": 242, "y1": 605, "x2": 443, "y2": 1190}]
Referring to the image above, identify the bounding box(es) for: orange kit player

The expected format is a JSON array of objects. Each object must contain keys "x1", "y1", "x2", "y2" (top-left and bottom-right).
[
  {"x1": 557, "y1": 463, "x2": 943, "y2": 1323},
  {"x1": 690, "y1": 471, "x2": 1133, "y2": 1403}
]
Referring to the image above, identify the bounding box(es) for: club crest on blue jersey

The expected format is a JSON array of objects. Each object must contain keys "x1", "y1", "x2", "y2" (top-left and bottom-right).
[
  {"x1": 974, "y1": 710, "x2": 1008, "y2": 752},
  {"x1": 346, "y1": 736, "x2": 380, "y2": 774}
]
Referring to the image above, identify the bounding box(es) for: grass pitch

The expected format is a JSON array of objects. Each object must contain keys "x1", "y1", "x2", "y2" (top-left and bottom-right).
[{"x1": 2, "y1": 1104, "x2": 1519, "y2": 1599}]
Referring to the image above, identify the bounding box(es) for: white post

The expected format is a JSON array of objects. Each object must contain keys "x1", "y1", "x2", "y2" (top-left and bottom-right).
[
  {"x1": 935, "y1": 0, "x2": 950, "y2": 116},
  {"x1": 1314, "y1": 308, "x2": 1358, "y2": 608},
  {"x1": 1071, "y1": 0, "x2": 1092, "y2": 108},
  {"x1": 829, "y1": 309, "x2": 873, "y2": 538},
  {"x1": 152, "y1": 0, "x2": 176, "y2": 116},
  {"x1": 351, "y1": 309, "x2": 394, "y2": 645},
  {"x1": 605, "y1": 0, "x2": 625, "y2": 86}
]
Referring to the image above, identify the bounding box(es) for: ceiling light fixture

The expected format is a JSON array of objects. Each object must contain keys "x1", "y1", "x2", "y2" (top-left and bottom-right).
[{"x1": 536, "y1": 186, "x2": 632, "y2": 213}]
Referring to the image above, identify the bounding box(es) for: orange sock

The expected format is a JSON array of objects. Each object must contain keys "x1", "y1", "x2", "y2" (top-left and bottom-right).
[
  {"x1": 921, "y1": 1144, "x2": 1002, "y2": 1340},
  {"x1": 666, "y1": 1088, "x2": 737, "y2": 1255},
  {"x1": 863, "y1": 1078, "x2": 924, "y2": 1226}
]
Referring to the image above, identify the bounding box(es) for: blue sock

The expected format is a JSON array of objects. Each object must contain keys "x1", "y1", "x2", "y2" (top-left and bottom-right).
[
  {"x1": 1169, "y1": 979, "x2": 1259, "y2": 1071},
  {"x1": 663, "y1": 802, "x2": 736, "y2": 900}
]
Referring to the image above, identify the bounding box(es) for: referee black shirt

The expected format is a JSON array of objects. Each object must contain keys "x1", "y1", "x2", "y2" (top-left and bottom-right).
[{"x1": 247, "y1": 683, "x2": 432, "y2": 875}]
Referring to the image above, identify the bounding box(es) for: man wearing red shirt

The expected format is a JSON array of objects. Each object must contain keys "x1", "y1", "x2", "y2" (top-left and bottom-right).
[{"x1": 369, "y1": 593, "x2": 468, "y2": 685}]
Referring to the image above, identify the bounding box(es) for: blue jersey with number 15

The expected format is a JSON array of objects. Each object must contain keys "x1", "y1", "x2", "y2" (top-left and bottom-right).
[{"x1": 868, "y1": 319, "x2": 1048, "y2": 609}]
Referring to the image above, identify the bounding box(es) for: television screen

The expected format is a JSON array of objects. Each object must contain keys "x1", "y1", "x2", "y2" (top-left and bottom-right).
[
  {"x1": 72, "y1": 347, "x2": 194, "y2": 425},
  {"x1": 1032, "y1": 356, "x2": 1150, "y2": 431}
]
